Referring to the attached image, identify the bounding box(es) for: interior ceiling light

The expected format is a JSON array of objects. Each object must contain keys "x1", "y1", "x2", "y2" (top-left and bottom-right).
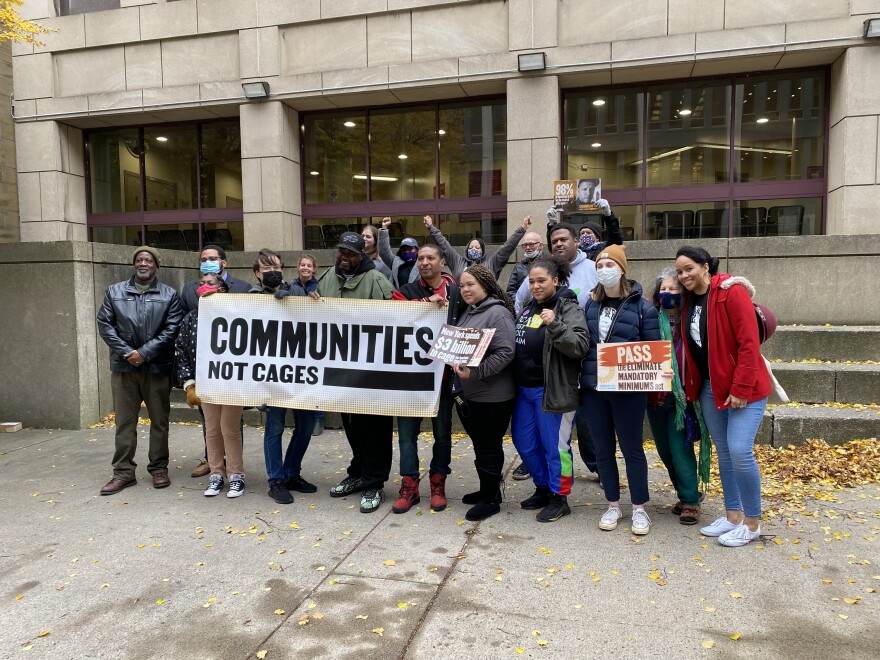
[
  {"x1": 398, "y1": 154, "x2": 408, "y2": 159},
  {"x1": 628, "y1": 142, "x2": 791, "y2": 166},
  {"x1": 756, "y1": 117, "x2": 770, "y2": 124},
  {"x1": 344, "y1": 121, "x2": 356, "y2": 127},
  {"x1": 591, "y1": 142, "x2": 602, "y2": 148},
  {"x1": 309, "y1": 171, "x2": 319, "y2": 176},
  {"x1": 353, "y1": 174, "x2": 398, "y2": 182},
  {"x1": 155, "y1": 136, "x2": 168, "y2": 142},
  {"x1": 678, "y1": 109, "x2": 692, "y2": 116},
  {"x1": 592, "y1": 99, "x2": 606, "y2": 106},
  {"x1": 438, "y1": 129, "x2": 446, "y2": 135}
]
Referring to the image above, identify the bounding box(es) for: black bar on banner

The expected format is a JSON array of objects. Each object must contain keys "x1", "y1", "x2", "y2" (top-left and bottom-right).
[{"x1": 323, "y1": 368, "x2": 435, "y2": 391}]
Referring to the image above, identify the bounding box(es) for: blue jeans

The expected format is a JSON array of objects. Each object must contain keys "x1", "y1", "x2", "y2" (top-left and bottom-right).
[
  {"x1": 398, "y1": 385, "x2": 453, "y2": 479},
  {"x1": 699, "y1": 381, "x2": 766, "y2": 518},
  {"x1": 263, "y1": 407, "x2": 316, "y2": 484}
]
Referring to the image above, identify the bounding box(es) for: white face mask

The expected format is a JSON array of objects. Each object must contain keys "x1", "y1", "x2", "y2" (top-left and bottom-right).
[{"x1": 597, "y1": 267, "x2": 621, "y2": 288}]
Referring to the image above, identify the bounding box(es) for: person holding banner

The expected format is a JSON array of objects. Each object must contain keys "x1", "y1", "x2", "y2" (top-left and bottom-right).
[
  {"x1": 290, "y1": 254, "x2": 327, "y2": 437},
  {"x1": 174, "y1": 274, "x2": 248, "y2": 498},
  {"x1": 452, "y1": 265, "x2": 517, "y2": 522},
  {"x1": 247, "y1": 249, "x2": 318, "y2": 505},
  {"x1": 581, "y1": 245, "x2": 660, "y2": 535},
  {"x1": 511, "y1": 255, "x2": 589, "y2": 523},
  {"x1": 675, "y1": 246, "x2": 770, "y2": 547},
  {"x1": 647, "y1": 268, "x2": 704, "y2": 525},
  {"x1": 423, "y1": 214, "x2": 530, "y2": 281},
  {"x1": 390, "y1": 245, "x2": 461, "y2": 514},
  {"x1": 316, "y1": 232, "x2": 396, "y2": 514}
]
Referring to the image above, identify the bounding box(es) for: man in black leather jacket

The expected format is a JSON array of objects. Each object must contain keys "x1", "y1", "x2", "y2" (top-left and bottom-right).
[{"x1": 96, "y1": 247, "x2": 184, "y2": 496}]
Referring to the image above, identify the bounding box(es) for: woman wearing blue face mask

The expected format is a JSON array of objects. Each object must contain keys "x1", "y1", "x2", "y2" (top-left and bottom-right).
[
  {"x1": 580, "y1": 245, "x2": 660, "y2": 536},
  {"x1": 646, "y1": 268, "x2": 704, "y2": 525}
]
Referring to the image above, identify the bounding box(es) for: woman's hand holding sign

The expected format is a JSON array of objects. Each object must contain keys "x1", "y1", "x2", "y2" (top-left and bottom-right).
[{"x1": 453, "y1": 363, "x2": 471, "y2": 380}]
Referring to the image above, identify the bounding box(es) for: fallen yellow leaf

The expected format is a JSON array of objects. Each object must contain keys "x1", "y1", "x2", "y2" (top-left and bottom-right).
[
  {"x1": 315, "y1": 566, "x2": 326, "y2": 571},
  {"x1": 383, "y1": 560, "x2": 397, "y2": 566},
  {"x1": 355, "y1": 614, "x2": 368, "y2": 620},
  {"x1": 256, "y1": 651, "x2": 268, "y2": 659},
  {"x1": 15, "y1": 595, "x2": 23, "y2": 601},
  {"x1": 705, "y1": 607, "x2": 716, "y2": 613},
  {"x1": 729, "y1": 632, "x2": 741, "y2": 641},
  {"x1": 313, "y1": 612, "x2": 324, "y2": 620},
  {"x1": 537, "y1": 639, "x2": 548, "y2": 647},
  {"x1": 37, "y1": 630, "x2": 50, "y2": 638},
  {"x1": 842, "y1": 597, "x2": 860, "y2": 605},
  {"x1": 274, "y1": 609, "x2": 285, "y2": 615},
  {"x1": 701, "y1": 640, "x2": 715, "y2": 649},
  {"x1": 298, "y1": 615, "x2": 309, "y2": 626},
  {"x1": 538, "y1": 547, "x2": 552, "y2": 554},
  {"x1": 397, "y1": 602, "x2": 408, "y2": 609},
  {"x1": 155, "y1": 598, "x2": 166, "y2": 605},
  {"x1": 372, "y1": 627, "x2": 384, "y2": 636},
  {"x1": 515, "y1": 649, "x2": 525, "y2": 655},
  {"x1": 839, "y1": 614, "x2": 849, "y2": 620},
  {"x1": 730, "y1": 592, "x2": 743, "y2": 599}
]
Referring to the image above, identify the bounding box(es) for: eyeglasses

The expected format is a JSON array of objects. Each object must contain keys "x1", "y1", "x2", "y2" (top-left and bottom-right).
[
  {"x1": 200, "y1": 256, "x2": 221, "y2": 262},
  {"x1": 522, "y1": 242, "x2": 542, "y2": 249}
]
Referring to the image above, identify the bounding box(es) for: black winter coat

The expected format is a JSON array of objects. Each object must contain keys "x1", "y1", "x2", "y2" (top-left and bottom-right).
[
  {"x1": 174, "y1": 309, "x2": 199, "y2": 388},
  {"x1": 97, "y1": 276, "x2": 184, "y2": 374},
  {"x1": 180, "y1": 273, "x2": 251, "y2": 313},
  {"x1": 580, "y1": 281, "x2": 660, "y2": 390}
]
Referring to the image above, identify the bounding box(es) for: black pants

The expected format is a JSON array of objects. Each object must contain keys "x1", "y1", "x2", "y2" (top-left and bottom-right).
[
  {"x1": 457, "y1": 399, "x2": 515, "y2": 476},
  {"x1": 341, "y1": 412, "x2": 393, "y2": 490},
  {"x1": 575, "y1": 406, "x2": 598, "y2": 472}
]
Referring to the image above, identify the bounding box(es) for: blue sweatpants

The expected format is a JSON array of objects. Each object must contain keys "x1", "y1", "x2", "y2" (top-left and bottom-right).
[{"x1": 511, "y1": 385, "x2": 576, "y2": 496}]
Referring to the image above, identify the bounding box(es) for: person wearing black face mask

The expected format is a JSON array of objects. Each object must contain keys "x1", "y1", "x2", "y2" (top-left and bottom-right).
[{"x1": 646, "y1": 267, "x2": 704, "y2": 526}]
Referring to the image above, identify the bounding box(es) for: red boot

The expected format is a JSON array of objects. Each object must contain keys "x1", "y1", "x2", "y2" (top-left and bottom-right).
[
  {"x1": 392, "y1": 476, "x2": 420, "y2": 514},
  {"x1": 429, "y1": 473, "x2": 447, "y2": 512}
]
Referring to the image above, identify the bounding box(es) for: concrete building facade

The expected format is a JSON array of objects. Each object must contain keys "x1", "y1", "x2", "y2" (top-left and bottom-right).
[{"x1": 7, "y1": 0, "x2": 880, "y2": 251}]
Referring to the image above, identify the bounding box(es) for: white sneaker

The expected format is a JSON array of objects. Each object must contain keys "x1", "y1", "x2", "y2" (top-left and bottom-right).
[
  {"x1": 700, "y1": 515, "x2": 740, "y2": 537},
  {"x1": 631, "y1": 509, "x2": 652, "y2": 535},
  {"x1": 227, "y1": 474, "x2": 245, "y2": 498},
  {"x1": 204, "y1": 475, "x2": 223, "y2": 497},
  {"x1": 718, "y1": 524, "x2": 761, "y2": 547},
  {"x1": 598, "y1": 506, "x2": 623, "y2": 531}
]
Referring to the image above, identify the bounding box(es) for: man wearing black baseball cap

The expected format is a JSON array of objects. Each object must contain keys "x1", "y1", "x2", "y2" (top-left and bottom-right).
[{"x1": 315, "y1": 231, "x2": 396, "y2": 513}]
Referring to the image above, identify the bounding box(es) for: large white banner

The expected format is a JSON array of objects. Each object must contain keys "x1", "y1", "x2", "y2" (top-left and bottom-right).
[{"x1": 195, "y1": 294, "x2": 447, "y2": 416}]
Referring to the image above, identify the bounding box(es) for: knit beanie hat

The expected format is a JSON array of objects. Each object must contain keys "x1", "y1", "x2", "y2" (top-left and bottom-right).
[
  {"x1": 582, "y1": 221, "x2": 604, "y2": 239},
  {"x1": 133, "y1": 245, "x2": 161, "y2": 265},
  {"x1": 595, "y1": 244, "x2": 626, "y2": 274}
]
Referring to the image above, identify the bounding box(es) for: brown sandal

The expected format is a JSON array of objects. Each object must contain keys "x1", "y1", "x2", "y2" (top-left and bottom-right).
[
  {"x1": 679, "y1": 506, "x2": 700, "y2": 525},
  {"x1": 672, "y1": 501, "x2": 684, "y2": 516}
]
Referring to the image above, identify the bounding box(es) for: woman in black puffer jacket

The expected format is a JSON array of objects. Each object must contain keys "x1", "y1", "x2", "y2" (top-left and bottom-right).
[{"x1": 580, "y1": 245, "x2": 659, "y2": 537}]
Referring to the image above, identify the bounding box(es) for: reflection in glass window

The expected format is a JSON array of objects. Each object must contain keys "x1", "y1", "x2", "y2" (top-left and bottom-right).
[
  {"x1": 91, "y1": 225, "x2": 142, "y2": 247},
  {"x1": 564, "y1": 89, "x2": 643, "y2": 188},
  {"x1": 439, "y1": 101, "x2": 507, "y2": 198},
  {"x1": 647, "y1": 82, "x2": 731, "y2": 186},
  {"x1": 144, "y1": 126, "x2": 198, "y2": 211},
  {"x1": 439, "y1": 212, "x2": 507, "y2": 245},
  {"x1": 646, "y1": 202, "x2": 729, "y2": 240},
  {"x1": 736, "y1": 73, "x2": 825, "y2": 182},
  {"x1": 303, "y1": 113, "x2": 367, "y2": 204},
  {"x1": 88, "y1": 129, "x2": 140, "y2": 213},
  {"x1": 303, "y1": 218, "x2": 360, "y2": 250},
  {"x1": 204, "y1": 222, "x2": 244, "y2": 252},
  {"x1": 201, "y1": 121, "x2": 242, "y2": 209},
  {"x1": 567, "y1": 206, "x2": 643, "y2": 241},
  {"x1": 733, "y1": 198, "x2": 821, "y2": 237},
  {"x1": 370, "y1": 107, "x2": 436, "y2": 201}
]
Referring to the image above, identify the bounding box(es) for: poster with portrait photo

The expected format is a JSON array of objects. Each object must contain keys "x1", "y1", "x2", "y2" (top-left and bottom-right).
[{"x1": 554, "y1": 178, "x2": 602, "y2": 212}]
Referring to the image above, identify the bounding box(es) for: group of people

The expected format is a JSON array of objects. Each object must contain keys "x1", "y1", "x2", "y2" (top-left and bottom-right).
[{"x1": 96, "y1": 199, "x2": 771, "y2": 547}]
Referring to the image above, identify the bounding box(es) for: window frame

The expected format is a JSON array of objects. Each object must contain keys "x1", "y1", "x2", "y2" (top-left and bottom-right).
[{"x1": 562, "y1": 66, "x2": 829, "y2": 238}]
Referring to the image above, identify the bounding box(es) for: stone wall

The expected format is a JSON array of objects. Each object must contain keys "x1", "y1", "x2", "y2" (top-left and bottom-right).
[
  {"x1": 0, "y1": 234, "x2": 877, "y2": 429},
  {"x1": 0, "y1": 42, "x2": 19, "y2": 243}
]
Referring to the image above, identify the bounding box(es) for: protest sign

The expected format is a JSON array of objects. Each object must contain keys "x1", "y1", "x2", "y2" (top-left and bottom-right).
[
  {"x1": 553, "y1": 178, "x2": 602, "y2": 212},
  {"x1": 428, "y1": 324, "x2": 496, "y2": 367},
  {"x1": 596, "y1": 341, "x2": 673, "y2": 392},
  {"x1": 195, "y1": 295, "x2": 447, "y2": 416}
]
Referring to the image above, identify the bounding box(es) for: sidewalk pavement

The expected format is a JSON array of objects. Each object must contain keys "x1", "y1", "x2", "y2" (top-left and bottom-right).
[{"x1": 1, "y1": 423, "x2": 877, "y2": 659}]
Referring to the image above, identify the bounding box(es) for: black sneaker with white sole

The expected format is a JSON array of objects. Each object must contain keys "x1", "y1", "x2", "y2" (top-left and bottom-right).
[
  {"x1": 330, "y1": 475, "x2": 364, "y2": 498},
  {"x1": 512, "y1": 463, "x2": 530, "y2": 480},
  {"x1": 536, "y1": 494, "x2": 571, "y2": 523},
  {"x1": 360, "y1": 488, "x2": 384, "y2": 513}
]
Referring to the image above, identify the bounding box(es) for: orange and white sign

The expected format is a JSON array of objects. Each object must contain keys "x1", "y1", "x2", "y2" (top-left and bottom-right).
[{"x1": 596, "y1": 341, "x2": 673, "y2": 392}]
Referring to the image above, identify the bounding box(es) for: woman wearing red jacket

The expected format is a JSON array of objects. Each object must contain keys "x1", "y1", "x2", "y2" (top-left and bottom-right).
[{"x1": 675, "y1": 246, "x2": 770, "y2": 548}]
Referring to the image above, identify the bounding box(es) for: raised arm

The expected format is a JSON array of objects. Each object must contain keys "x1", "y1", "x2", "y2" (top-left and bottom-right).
[
  {"x1": 377, "y1": 217, "x2": 395, "y2": 267},
  {"x1": 425, "y1": 215, "x2": 467, "y2": 280},
  {"x1": 485, "y1": 215, "x2": 530, "y2": 279}
]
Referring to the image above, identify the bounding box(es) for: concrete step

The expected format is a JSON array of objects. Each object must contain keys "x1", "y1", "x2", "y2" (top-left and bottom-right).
[
  {"x1": 762, "y1": 326, "x2": 880, "y2": 362},
  {"x1": 770, "y1": 362, "x2": 880, "y2": 404},
  {"x1": 761, "y1": 403, "x2": 880, "y2": 447}
]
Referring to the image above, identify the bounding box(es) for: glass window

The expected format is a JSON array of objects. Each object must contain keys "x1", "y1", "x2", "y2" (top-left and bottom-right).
[
  {"x1": 568, "y1": 205, "x2": 643, "y2": 242},
  {"x1": 59, "y1": 0, "x2": 120, "y2": 15},
  {"x1": 303, "y1": 218, "x2": 361, "y2": 250},
  {"x1": 564, "y1": 89, "x2": 643, "y2": 188},
  {"x1": 646, "y1": 81, "x2": 731, "y2": 186},
  {"x1": 302, "y1": 113, "x2": 367, "y2": 204},
  {"x1": 439, "y1": 212, "x2": 507, "y2": 245},
  {"x1": 439, "y1": 101, "x2": 507, "y2": 198},
  {"x1": 736, "y1": 72, "x2": 825, "y2": 182},
  {"x1": 200, "y1": 121, "x2": 242, "y2": 209},
  {"x1": 143, "y1": 126, "x2": 198, "y2": 211},
  {"x1": 88, "y1": 129, "x2": 140, "y2": 213},
  {"x1": 91, "y1": 225, "x2": 142, "y2": 247},
  {"x1": 733, "y1": 198, "x2": 821, "y2": 237},
  {"x1": 145, "y1": 223, "x2": 201, "y2": 251},
  {"x1": 369, "y1": 106, "x2": 436, "y2": 201},
  {"x1": 646, "y1": 202, "x2": 729, "y2": 240},
  {"x1": 204, "y1": 222, "x2": 244, "y2": 252}
]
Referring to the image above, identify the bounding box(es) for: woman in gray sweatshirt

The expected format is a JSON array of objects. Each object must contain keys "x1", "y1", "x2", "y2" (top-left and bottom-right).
[{"x1": 451, "y1": 264, "x2": 516, "y2": 522}]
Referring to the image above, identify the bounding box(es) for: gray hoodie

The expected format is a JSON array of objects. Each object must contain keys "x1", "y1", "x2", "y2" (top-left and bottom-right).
[
  {"x1": 455, "y1": 297, "x2": 516, "y2": 403},
  {"x1": 514, "y1": 248, "x2": 597, "y2": 313}
]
